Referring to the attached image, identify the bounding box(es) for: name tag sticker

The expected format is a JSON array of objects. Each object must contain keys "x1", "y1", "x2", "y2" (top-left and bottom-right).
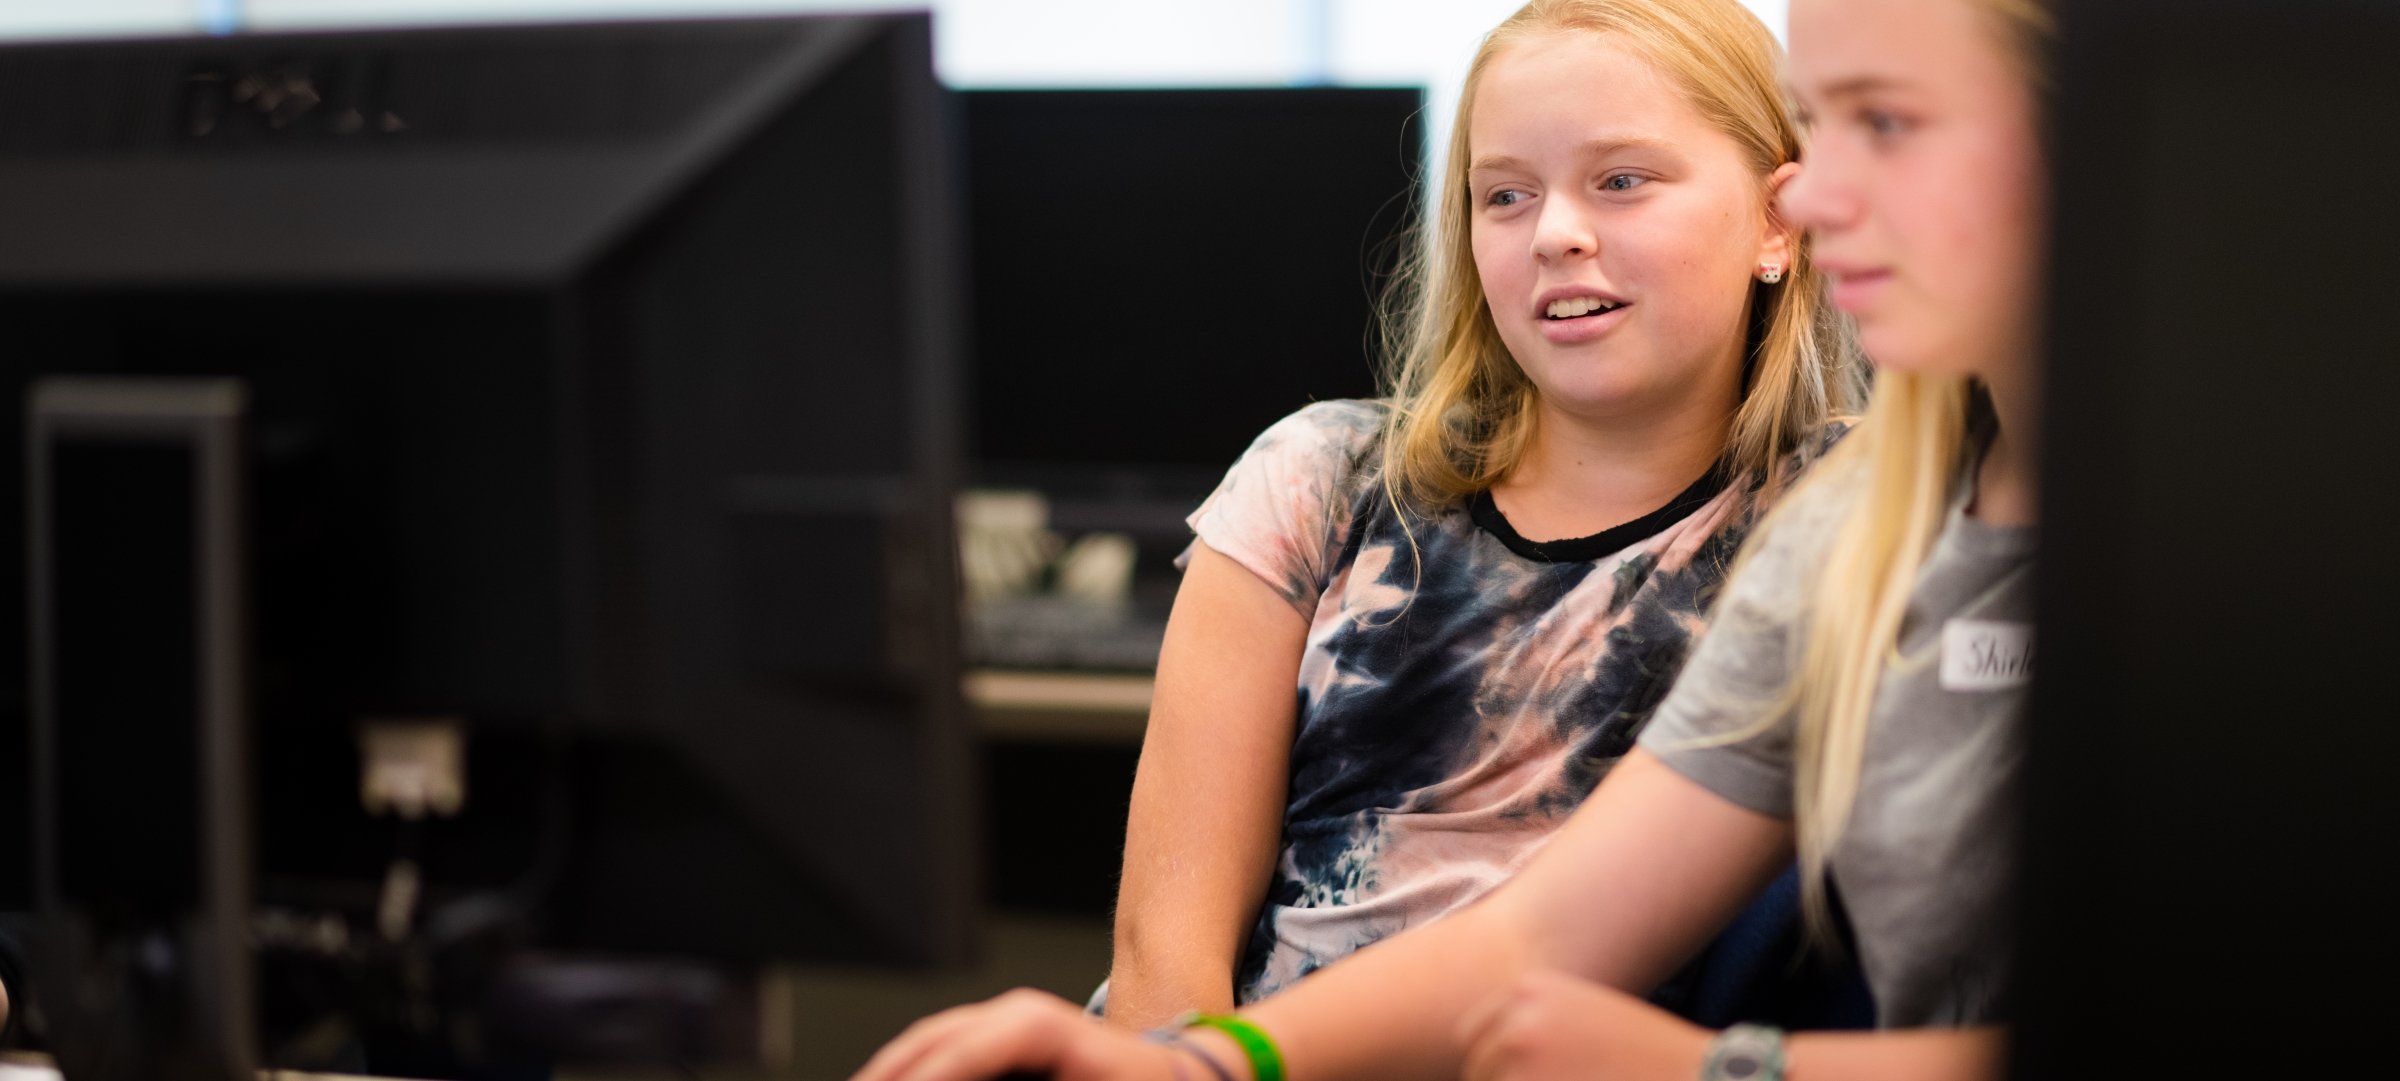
[{"x1": 1940, "y1": 619, "x2": 2035, "y2": 691}]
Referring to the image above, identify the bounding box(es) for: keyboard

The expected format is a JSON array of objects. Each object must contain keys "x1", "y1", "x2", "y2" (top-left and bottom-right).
[{"x1": 965, "y1": 594, "x2": 1167, "y2": 672}]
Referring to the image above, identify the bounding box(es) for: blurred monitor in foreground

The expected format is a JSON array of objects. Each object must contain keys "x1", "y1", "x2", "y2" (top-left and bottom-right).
[
  {"x1": 0, "y1": 14, "x2": 972, "y2": 1077},
  {"x1": 2019, "y1": 0, "x2": 2400, "y2": 1076}
]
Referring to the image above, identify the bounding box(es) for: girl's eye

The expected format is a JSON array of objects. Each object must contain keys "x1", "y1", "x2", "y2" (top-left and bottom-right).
[
  {"x1": 1487, "y1": 189, "x2": 1527, "y2": 207},
  {"x1": 1602, "y1": 174, "x2": 1647, "y2": 192},
  {"x1": 1862, "y1": 110, "x2": 1913, "y2": 140}
]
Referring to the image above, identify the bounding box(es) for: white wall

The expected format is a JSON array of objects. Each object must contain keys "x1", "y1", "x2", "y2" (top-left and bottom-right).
[
  {"x1": 2, "y1": 0, "x2": 1788, "y2": 171},
  {"x1": 8, "y1": 0, "x2": 1788, "y2": 87},
  {"x1": 0, "y1": 0, "x2": 231, "y2": 38}
]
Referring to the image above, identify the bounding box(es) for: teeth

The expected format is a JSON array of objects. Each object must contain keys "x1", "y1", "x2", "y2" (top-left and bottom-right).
[{"x1": 1545, "y1": 296, "x2": 1617, "y2": 319}]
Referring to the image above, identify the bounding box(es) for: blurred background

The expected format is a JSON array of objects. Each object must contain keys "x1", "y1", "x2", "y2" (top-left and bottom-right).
[{"x1": 6, "y1": 4, "x2": 2384, "y2": 1081}]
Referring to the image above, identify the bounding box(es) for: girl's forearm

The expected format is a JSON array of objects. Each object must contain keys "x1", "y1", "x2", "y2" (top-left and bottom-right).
[
  {"x1": 1787, "y1": 1026, "x2": 2006, "y2": 1081},
  {"x1": 1104, "y1": 768, "x2": 1280, "y2": 1031},
  {"x1": 1103, "y1": 935, "x2": 1238, "y2": 1031}
]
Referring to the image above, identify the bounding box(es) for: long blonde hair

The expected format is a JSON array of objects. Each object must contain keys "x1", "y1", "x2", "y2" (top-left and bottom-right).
[
  {"x1": 1377, "y1": 0, "x2": 1860, "y2": 516},
  {"x1": 1781, "y1": 0, "x2": 2056, "y2": 942}
]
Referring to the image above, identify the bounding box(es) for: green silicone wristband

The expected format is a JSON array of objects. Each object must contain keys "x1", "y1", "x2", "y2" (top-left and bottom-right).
[{"x1": 1180, "y1": 1012, "x2": 1286, "y2": 1081}]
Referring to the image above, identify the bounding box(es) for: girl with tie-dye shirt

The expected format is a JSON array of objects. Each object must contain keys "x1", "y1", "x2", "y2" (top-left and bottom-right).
[{"x1": 1097, "y1": 0, "x2": 1863, "y2": 1030}]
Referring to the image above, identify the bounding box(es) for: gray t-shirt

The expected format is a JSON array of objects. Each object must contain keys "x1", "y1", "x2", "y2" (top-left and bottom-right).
[{"x1": 1637, "y1": 465, "x2": 2034, "y2": 1028}]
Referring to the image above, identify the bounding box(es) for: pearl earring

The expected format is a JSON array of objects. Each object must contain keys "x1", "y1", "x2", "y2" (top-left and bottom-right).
[{"x1": 1757, "y1": 264, "x2": 1784, "y2": 285}]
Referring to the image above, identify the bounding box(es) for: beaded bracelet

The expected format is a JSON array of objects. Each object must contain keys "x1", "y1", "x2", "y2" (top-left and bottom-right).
[{"x1": 1143, "y1": 1026, "x2": 1237, "y2": 1081}]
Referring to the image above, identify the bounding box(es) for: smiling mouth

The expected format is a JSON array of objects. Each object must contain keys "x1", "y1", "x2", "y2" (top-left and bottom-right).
[{"x1": 1543, "y1": 297, "x2": 1626, "y2": 321}]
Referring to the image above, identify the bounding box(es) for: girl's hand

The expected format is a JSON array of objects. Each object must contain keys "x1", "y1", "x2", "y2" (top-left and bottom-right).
[
  {"x1": 849, "y1": 988, "x2": 1183, "y2": 1081},
  {"x1": 1459, "y1": 969, "x2": 1712, "y2": 1081}
]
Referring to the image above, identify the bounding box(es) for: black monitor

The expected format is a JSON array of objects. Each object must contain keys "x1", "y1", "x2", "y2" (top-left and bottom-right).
[
  {"x1": 0, "y1": 14, "x2": 973, "y2": 1075},
  {"x1": 961, "y1": 87, "x2": 1423, "y2": 508},
  {"x1": 2017, "y1": 0, "x2": 2400, "y2": 1076}
]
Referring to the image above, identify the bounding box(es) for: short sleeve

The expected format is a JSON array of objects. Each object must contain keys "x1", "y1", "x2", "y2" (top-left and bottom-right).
[
  {"x1": 1184, "y1": 400, "x2": 1384, "y2": 619},
  {"x1": 1637, "y1": 464, "x2": 1858, "y2": 817}
]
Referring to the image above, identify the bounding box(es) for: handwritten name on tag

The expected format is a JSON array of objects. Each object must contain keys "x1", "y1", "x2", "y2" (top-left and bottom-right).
[{"x1": 1940, "y1": 619, "x2": 2034, "y2": 691}]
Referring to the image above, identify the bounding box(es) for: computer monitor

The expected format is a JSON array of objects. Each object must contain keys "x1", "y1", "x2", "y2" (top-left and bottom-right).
[
  {"x1": 0, "y1": 13, "x2": 972, "y2": 1074},
  {"x1": 2017, "y1": 1, "x2": 2400, "y2": 1075},
  {"x1": 961, "y1": 87, "x2": 1424, "y2": 507}
]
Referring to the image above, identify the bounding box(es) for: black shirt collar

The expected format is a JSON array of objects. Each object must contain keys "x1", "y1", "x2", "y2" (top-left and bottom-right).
[{"x1": 1468, "y1": 464, "x2": 1731, "y2": 563}]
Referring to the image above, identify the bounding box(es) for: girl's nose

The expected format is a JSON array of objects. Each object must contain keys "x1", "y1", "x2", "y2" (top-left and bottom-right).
[{"x1": 1530, "y1": 200, "x2": 1596, "y2": 262}]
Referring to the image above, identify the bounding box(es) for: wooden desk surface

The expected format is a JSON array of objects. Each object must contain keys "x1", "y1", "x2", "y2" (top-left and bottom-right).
[{"x1": 965, "y1": 668, "x2": 1151, "y2": 743}]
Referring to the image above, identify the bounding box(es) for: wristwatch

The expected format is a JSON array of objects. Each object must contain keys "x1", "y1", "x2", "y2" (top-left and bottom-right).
[{"x1": 1700, "y1": 1023, "x2": 1787, "y2": 1081}]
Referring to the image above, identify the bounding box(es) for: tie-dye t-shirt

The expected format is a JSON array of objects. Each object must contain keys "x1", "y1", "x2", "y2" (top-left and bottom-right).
[{"x1": 1195, "y1": 399, "x2": 1831, "y2": 1003}]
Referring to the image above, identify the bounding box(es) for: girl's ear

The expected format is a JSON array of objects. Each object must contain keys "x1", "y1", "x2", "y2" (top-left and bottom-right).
[{"x1": 1759, "y1": 161, "x2": 1804, "y2": 271}]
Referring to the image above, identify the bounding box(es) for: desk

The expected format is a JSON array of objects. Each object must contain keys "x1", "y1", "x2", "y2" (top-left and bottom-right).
[{"x1": 965, "y1": 669, "x2": 1151, "y2": 744}]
